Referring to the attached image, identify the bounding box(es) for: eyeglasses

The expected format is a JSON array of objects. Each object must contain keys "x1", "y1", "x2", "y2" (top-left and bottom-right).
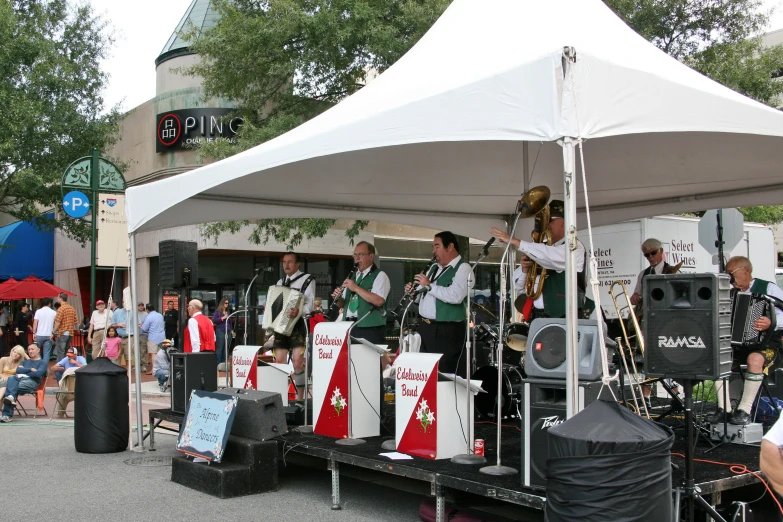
[
  {"x1": 643, "y1": 250, "x2": 660, "y2": 258},
  {"x1": 353, "y1": 252, "x2": 369, "y2": 258}
]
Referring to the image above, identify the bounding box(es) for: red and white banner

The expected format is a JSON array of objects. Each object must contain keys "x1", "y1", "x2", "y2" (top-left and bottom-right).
[
  {"x1": 395, "y1": 353, "x2": 441, "y2": 459},
  {"x1": 313, "y1": 321, "x2": 352, "y2": 438},
  {"x1": 231, "y1": 345, "x2": 259, "y2": 390}
]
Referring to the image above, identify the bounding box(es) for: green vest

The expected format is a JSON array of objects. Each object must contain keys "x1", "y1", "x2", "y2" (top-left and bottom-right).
[
  {"x1": 751, "y1": 278, "x2": 771, "y2": 294},
  {"x1": 542, "y1": 270, "x2": 567, "y2": 318},
  {"x1": 427, "y1": 259, "x2": 468, "y2": 322},
  {"x1": 344, "y1": 265, "x2": 386, "y2": 327}
]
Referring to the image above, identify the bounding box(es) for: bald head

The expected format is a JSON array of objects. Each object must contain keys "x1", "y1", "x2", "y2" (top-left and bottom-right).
[{"x1": 187, "y1": 299, "x2": 203, "y2": 317}]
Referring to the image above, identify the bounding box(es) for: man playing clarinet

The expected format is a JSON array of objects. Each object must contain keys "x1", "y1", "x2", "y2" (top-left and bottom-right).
[{"x1": 707, "y1": 256, "x2": 783, "y2": 425}]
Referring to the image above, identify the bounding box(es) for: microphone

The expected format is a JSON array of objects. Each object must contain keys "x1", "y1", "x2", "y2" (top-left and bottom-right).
[{"x1": 481, "y1": 236, "x2": 496, "y2": 256}]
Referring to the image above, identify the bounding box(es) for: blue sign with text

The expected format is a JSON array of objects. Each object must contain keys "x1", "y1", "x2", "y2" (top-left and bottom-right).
[
  {"x1": 177, "y1": 390, "x2": 239, "y2": 463},
  {"x1": 62, "y1": 191, "x2": 91, "y2": 219}
]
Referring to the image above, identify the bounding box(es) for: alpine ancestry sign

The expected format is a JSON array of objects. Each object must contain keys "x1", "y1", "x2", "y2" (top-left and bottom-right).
[{"x1": 156, "y1": 108, "x2": 244, "y2": 152}]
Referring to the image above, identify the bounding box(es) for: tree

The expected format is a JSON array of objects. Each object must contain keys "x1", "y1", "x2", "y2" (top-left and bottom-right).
[
  {"x1": 191, "y1": 0, "x2": 783, "y2": 248},
  {"x1": 0, "y1": 0, "x2": 121, "y2": 241}
]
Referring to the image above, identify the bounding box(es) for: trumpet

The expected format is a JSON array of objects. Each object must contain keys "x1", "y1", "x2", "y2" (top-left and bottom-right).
[
  {"x1": 391, "y1": 255, "x2": 437, "y2": 317},
  {"x1": 609, "y1": 280, "x2": 649, "y2": 418},
  {"x1": 326, "y1": 263, "x2": 359, "y2": 321},
  {"x1": 524, "y1": 187, "x2": 552, "y2": 301}
]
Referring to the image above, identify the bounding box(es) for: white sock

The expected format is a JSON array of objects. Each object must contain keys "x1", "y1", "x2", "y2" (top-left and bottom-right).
[
  {"x1": 737, "y1": 373, "x2": 763, "y2": 413},
  {"x1": 714, "y1": 380, "x2": 726, "y2": 410}
]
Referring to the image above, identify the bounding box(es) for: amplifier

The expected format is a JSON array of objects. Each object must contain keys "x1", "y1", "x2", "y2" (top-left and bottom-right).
[
  {"x1": 213, "y1": 388, "x2": 288, "y2": 440},
  {"x1": 171, "y1": 352, "x2": 217, "y2": 414},
  {"x1": 520, "y1": 378, "x2": 609, "y2": 489}
]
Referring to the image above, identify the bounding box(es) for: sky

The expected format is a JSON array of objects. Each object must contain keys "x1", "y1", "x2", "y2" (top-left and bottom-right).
[{"x1": 93, "y1": 0, "x2": 783, "y2": 113}]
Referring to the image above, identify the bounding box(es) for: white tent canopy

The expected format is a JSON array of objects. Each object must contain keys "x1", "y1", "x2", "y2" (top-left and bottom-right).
[{"x1": 126, "y1": 0, "x2": 783, "y2": 237}]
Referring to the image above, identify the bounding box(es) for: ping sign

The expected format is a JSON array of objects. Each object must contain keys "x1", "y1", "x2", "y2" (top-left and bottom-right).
[{"x1": 62, "y1": 191, "x2": 91, "y2": 219}]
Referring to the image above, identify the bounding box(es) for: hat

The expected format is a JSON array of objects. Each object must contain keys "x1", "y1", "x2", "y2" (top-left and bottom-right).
[
  {"x1": 96, "y1": 300, "x2": 105, "y2": 305},
  {"x1": 549, "y1": 199, "x2": 564, "y2": 219},
  {"x1": 66, "y1": 347, "x2": 75, "y2": 354}
]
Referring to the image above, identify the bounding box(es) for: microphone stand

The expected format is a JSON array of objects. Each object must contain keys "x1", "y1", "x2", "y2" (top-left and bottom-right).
[
  {"x1": 480, "y1": 213, "x2": 521, "y2": 476},
  {"x1": 453, "y1": 247, "x2": 491, "y2": 465},
  {"x1": 299, "y1": 311, "x2": 315, "y2": 433},
  {"x1": 336, "y1": 308, "x2": 380, "y2": 446},
  {"x1": 222, "y1": 309, "x2": 247, "y2": 389}
]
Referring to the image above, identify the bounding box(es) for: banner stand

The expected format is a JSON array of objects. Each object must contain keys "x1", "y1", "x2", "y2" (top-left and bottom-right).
[{"x1": 231, "y1": 345, "x2": 292, "y2": 405}]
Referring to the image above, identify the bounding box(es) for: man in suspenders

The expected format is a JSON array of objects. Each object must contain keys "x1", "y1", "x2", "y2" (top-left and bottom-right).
[
  {"x1": 708, "y1": 256, "x2": 783, "y2": 425},
  {"x1": 406, "y1": 231, "x2": 470, "y2": 377},
  {"x1": 274, "y1": 252, "x2": 315, "y2": 399}
]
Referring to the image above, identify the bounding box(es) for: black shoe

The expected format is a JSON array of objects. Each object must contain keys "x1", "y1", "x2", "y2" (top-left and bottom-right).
[
  {"x1": 705, "y1": 408, "x2": 726, "y2": 424},
  {"x1": 729, "y1": 409, "x2": 751, "y2": 425}
]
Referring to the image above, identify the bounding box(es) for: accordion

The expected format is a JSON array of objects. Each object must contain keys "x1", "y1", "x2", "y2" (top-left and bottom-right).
[
  {"x1": 730, "y1": 292, "x2": 778, "y2": 349},
  {"x1": 262, "y1": 285, "x2": 304, "y2": 336}
]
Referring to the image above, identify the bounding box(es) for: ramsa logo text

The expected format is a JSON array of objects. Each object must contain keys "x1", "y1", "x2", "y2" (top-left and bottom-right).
[
  {"x1": 540, "y1": 416, "x2": 565, "y2": 429},
  {"x1": 658, "y1": 336, "x2": 706, "y2": 349}
]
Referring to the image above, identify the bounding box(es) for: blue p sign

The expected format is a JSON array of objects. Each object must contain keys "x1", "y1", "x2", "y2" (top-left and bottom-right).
[{"x1": 62, "y1": 191, "x2": 91, "y2": 219}]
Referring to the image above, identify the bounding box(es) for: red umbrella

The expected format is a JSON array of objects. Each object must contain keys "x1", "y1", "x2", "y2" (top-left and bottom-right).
[
  {"x1": 0, "y1": 277, "x2": 18, "y2": 293},
  {"x1": 0, "y1": 275, "x2": 76, "y2": 300}
]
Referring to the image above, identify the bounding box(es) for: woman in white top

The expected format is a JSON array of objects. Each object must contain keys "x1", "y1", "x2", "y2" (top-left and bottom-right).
[{"x1": 87, "y1": 300, "x2": 110, "y2": 360}]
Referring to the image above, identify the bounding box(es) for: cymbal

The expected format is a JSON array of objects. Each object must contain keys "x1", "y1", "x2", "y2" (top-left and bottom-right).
[
  {"x1": 518, "y1": 186, "x2": 551, "y2": 218},
  {"x1": 472, "y1": 301, "x2": 496, "y2": 321}
]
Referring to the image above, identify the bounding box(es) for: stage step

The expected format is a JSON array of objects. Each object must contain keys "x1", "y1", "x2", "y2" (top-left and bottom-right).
[{"x1": 171, "y1": 435, "x2": 278, "y2": 498}]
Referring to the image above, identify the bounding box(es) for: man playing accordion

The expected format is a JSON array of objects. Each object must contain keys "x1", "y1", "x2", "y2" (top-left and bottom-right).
[{"x1": 707, "y1": 256, "x2": 783, "y2": 425}]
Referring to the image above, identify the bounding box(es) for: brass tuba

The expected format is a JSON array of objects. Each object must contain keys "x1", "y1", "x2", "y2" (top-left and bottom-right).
[{"x1": 521, "y1": 186, "x2": 552, "y2": 301}]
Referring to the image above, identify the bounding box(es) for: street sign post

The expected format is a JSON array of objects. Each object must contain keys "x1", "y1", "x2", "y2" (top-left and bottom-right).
[{"x1": 61, "y1": 149, "x2": 126, "y2": 320}]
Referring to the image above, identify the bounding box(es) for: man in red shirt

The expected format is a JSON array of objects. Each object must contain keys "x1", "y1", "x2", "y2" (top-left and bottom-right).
[{"x1": 183, "y1": 300, "x2": 215, "y2": 353}]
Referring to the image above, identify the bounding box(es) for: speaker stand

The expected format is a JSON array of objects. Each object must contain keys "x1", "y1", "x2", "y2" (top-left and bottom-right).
[
  {"x1": 336, "y1": 437, "x2": 366, "y2": 446},
  {"x1": 380, "y1": 438, "x2": 396, "y2": 451}
]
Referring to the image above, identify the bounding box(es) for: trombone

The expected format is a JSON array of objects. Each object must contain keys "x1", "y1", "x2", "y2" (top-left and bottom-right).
[{"x1": 609, "y1": 281, "x2": 649, "y2": 418}]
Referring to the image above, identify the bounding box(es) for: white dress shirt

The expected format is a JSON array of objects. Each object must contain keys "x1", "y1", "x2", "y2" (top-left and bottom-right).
[
  {"x1": 342, "y1": 266, "x2": 391, "y2": 320},
  {"x1": 188, "y1": 311, "x2": 204, "y2": 352},
  {"x1": 633, "y1": 259, "x2": 665, "y2": 296},
  {"x1": 276, "y1": 270, "x2": 316, "y2": 316},
  {"x1": 513, "y1": 266, "x2": 544, "y2": 310},
  {"x1": 418, "y1": 256, "x2": 471, "y2": 321},
  {"x1": 516, "y1": 237, "x2": 586, "y2": 272}
]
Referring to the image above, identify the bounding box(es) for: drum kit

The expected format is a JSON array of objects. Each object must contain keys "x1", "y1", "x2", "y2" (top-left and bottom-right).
[{"x1": 470, "y1": 298, "x2": 530, "y2": 420}]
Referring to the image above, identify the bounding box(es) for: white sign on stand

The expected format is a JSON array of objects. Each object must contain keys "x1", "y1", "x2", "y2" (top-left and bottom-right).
[
  {"x1": 312, "y1": 321, "x2": 385, "y2": 439},
  {"x1": 231, "y1": 345, "x2": 292, "y2": 405},
  {"x1": 394, "y1": 353, "x2": 483, "y2": 460}
]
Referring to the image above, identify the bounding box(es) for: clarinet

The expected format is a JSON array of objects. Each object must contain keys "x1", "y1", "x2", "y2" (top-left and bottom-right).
[
  {"x1": 391, "y1": 255, "x2": 437, "y2": 317},
  {"x1": 326, "y1": 263, "x2": 359, "y2": 321}
]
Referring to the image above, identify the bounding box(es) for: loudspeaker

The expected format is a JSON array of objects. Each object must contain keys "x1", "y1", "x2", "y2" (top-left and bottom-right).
[
  {"x1": 213, "y1": 388, "x2": 288, "y2": 440},
  {"x1": 643, "y1": 273, "x2": 732, "y2": 381},
  {"x1": 159, "y1": 240, "x2": 198, "y2": 288},
  {"x1": 171, "y1": 352, "x2": 217, "y2": 414},
  {"x1": 520, "y1": 378, "x2": 609, "y2": 489},
  {"x1": 524, "y1": 319, "x2": 609, "y2": 381}
]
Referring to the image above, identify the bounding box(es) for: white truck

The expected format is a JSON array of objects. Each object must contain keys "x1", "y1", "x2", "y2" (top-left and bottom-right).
[{"x1": 580, "y1": 215, "x2": 776, "y2": 319}]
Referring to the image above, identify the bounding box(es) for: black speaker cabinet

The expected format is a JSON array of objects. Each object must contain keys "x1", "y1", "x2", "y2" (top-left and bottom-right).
[
  {"x1": 159, "y1": 240, "x2": 198, "y2": 288},
  {"x1": 213, "y1": 388, "x2": 288, "y2": 440},
  {"x1": 171, "y1": 352, "x2": 217, "y2": 414},
  {"x1": 524, "y1": 319, "x2": 609, "y2": 381},
  {"x1": 521, "y1": 378, "x2": 609, "y2": 489},
  {"x1": 643, "y1": 273, "x2": 732, "y2": 381}
]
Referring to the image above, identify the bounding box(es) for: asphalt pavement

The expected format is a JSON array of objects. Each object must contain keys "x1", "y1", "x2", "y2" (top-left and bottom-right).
[{"x1": 0, "y1": 415, "x2": 427, "y2": 521}]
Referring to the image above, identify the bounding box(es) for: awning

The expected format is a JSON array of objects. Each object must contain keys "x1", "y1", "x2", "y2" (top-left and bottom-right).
[{"x1": 0, "y1": 217, "x2": 54, "y2": 281}]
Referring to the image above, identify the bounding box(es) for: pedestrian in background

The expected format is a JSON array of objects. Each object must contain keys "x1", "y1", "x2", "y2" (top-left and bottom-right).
[
  {"x1": 140, "y1": 304, "x2": 165, "y2": 375},
  {"x1": 87, "y1": 300, "x2": 110, "y2": 360},
  {"x1": 13, "y1": 303, "x2": 31, "y2": 347},
  {"x1": 33, "y1": 298, "x2": 56, "y2": 362},
  {"x1": 212, "y1": 298, "x2": 233, "y2": 367},
  {"x1": 0, "y1": 303, "x2": 8, "y2": 356},
  {"x1": 52, "y1": 293, "x2": 77, "y2": 363}
]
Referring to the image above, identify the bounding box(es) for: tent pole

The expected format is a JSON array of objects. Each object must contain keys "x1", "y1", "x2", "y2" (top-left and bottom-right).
[
  {"x1": 129, "y1": 232, "x2": 144, "y2": 449},
  {"x1": 562, "y1": 137, "x2": 579, "y2": 418}
]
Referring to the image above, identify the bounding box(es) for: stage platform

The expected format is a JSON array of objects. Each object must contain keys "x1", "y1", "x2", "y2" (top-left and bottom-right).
[{"x1": 279, "y1": 421, "x2": 767, "y2": 521}]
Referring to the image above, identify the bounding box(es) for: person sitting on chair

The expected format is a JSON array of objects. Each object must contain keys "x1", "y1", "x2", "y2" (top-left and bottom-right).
[
  {"x1": 52, "y1": 346, "x2": 86, "y2": 382},
  {"x1": 0, "y1": 344, "x2": 47, "y2": 423},
  {"x1": 152, "y1": 343, "x2": 172, "y2": 393},
  {"x1": 707, "y1": 256, "x2": 783, "y2": 425}
]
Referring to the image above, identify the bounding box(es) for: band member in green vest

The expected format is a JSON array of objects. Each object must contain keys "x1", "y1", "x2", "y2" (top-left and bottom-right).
[
  {"x1": 708, "y1": 256, "x2": 783, "y2": 425},
  {"x1": 331, "y1": 241, "x2": 390, "y2": 346},
  {"x1": 492, "y1": 200, "x2": 592, "y2": 319},
  {"x1": 405, "y1": 231, "x2": 470, "y2": 376}
]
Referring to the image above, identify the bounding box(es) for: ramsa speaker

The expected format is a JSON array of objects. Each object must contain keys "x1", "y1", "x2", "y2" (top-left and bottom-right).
[
  {"x1": 171, "y1": 352, "x2": 217, "y2": 414},
  {"x1": 520, "y1": 378, "x2": 609, "y2": 489},
  {"x1": 524, "y1": 319, "x2": 609, "y2": 381},
  {"x1": 643, "y1": 273, "x2": 732, "y2": 381},
  {"x1": 213, "y1": 388, "x2": 288, "y2": 440},
  {"x1": 159, "y1": 240, "x2": 198, "y2": 288}
]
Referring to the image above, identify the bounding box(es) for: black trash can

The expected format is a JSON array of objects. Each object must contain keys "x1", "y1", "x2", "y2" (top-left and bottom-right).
[
  {"x1": 545, "y1": 400, "x2": 673, "y2": 522},
  {"x1": 74, "y1": 357, "x2": 129, "y2": 453}
]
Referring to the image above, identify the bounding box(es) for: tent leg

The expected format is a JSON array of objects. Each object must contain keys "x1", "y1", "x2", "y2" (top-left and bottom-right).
[
  {"x1": 130, "y1": 232, "x2": 144, "y2": 449},
  {"x1": 561, "y1": 137, "x2": 579, "y2": 418}
]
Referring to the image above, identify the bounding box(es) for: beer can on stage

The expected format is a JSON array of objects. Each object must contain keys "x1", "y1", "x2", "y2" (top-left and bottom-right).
[{"x1": 474, "y1": 439, "x2": 485, "y2": 457}]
